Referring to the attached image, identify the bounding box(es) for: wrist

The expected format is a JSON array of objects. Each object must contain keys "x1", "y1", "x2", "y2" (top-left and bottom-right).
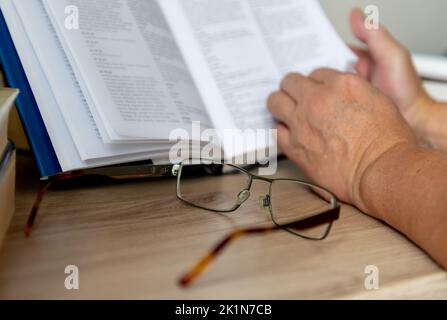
[
  {"x1": 355, "y1": 141, "x2": 420, "y2": 220},
  {"x1": 356, "y1": 141, "x2": 447, "y2": 261}
]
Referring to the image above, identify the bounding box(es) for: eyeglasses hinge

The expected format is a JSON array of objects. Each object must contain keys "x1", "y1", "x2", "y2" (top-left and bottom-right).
[{"x1": 172, "y1": 164, "x2": 180, "y2": 177}]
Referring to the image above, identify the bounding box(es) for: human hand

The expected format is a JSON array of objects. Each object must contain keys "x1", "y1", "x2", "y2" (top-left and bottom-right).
[
  {"x1": 350, "y1": 8, "x2": 437, "y2": 141},
  {"x1": 267, "y1": 69, "x2": 417, "y2": 213}
]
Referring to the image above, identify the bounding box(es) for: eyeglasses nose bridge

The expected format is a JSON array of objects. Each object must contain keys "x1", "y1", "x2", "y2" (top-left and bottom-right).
[
  {"x1": 236, "y1": 189, "x2": 251, "y2": 205},
  {"x1": 259, "y1": 194, "x2": 271, "y2": 209}
]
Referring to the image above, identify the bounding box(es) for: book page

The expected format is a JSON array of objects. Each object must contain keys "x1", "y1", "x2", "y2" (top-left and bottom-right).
[
  {"x1": 247, "y1": 0, "x2": 356, "y2": 75},
  {"x1": 43, "y1": 0, "x2": 211, "y2": 141},
  {"x1": 12, "y1": 0, "x2": 169, "y2": 160},
  {"x1": 126, "y1": 0, "x2": 212, "y2": 129},
  {"x1": 159, "y1": 0, "x2": 356, "y2": 133}
]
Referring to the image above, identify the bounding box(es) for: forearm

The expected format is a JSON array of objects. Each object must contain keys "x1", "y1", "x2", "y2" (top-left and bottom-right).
[{"x1": 359, "y1": 142, "x2": 447, "y2": 269}]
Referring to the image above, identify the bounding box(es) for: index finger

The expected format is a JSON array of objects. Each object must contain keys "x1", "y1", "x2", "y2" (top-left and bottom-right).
[
  {"x1": 280, "y1": 72, "x2": 317, "y2": 103},
  {"x1": 308, "y1": 68, "x2": 341, "y2": 84}
]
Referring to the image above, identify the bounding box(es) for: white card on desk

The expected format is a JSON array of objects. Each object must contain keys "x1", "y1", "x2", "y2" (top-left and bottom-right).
[
  {"x1": 413, "y1": 53, "x2": 447, "y2": 82},
  {"x1": 423, "y1": 81, "x2": 447, "y2": 102}
]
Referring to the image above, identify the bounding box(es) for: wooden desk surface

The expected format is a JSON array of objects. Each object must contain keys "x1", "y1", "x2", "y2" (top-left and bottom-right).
[{"x1": 0, "y1": 154, "x2": 446, "y2": 299}]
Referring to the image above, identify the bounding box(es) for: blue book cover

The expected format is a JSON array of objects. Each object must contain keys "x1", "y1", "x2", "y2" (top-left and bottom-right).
[{"x1": 0, "y1": 10, "x2": 61, "y2": 177}]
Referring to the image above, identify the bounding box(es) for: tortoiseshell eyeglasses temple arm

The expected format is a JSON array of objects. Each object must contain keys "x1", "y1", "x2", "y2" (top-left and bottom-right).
[
  {"x1": 25, "y1": 181, "x2": 51, "y2": 237},
  {"x1": 179, "y1": 206, "x2": 340, "y2": 287},
  {"x1": 25, "y1": 171, "x2": 86, "y2": 237},
  {"x1": 178, "y1": 227, "x2": 274, "y2": 287},
  {"x1": 25, "y1": 165, "x2": 175, "y2": 237}
]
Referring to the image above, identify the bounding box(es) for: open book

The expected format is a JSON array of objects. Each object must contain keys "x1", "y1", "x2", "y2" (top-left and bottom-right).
[{"x1": 0, "y1": 0, "x2": 355, "y2": 176}]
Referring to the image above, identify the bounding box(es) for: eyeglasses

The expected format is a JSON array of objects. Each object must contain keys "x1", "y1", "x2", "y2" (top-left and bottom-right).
[
  {"x1": 26, "y1": 159, "x2": 340, "y2": 287},
  {"x1": 172, "y1": 159, "x2": 340, "y2": 286}
]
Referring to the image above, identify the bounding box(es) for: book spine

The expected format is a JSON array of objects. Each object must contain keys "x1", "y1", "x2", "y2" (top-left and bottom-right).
[{"x1": 0, "y1": 10, "x2": 61, "y2": 177}]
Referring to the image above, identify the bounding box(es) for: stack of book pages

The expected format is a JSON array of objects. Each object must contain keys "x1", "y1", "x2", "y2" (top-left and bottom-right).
[{"x1": 0, "y1": 87, "x2": 18, "y2": 248}]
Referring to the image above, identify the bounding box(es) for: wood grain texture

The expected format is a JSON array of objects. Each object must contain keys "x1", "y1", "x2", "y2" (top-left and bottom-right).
[
  {"x1": 0, "y1": 154, "x2": 445, "y2": 299},
  {"x1": 0, "y1": 151, "x2": 15, "y2": 248}
]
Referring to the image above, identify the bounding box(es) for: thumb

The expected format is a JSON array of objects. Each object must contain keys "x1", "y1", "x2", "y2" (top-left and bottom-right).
[{"x1": 350, "y1": 8, "x2": 405, "y2": 63}]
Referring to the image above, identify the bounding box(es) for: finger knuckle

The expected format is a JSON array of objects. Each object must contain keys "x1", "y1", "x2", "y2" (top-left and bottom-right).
[
  {"x1": 310, "y1": 67, "x2": 327, "y2": 77},
  {"x1": 281, "y1": 72, "x2": 298, "y2": 88},
  {"x1": 335, "y1": 73, "x2": 361, "y2": 90},
  {"x1": 309, "y1": 69, "x2": 321, "y2": 79}
]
